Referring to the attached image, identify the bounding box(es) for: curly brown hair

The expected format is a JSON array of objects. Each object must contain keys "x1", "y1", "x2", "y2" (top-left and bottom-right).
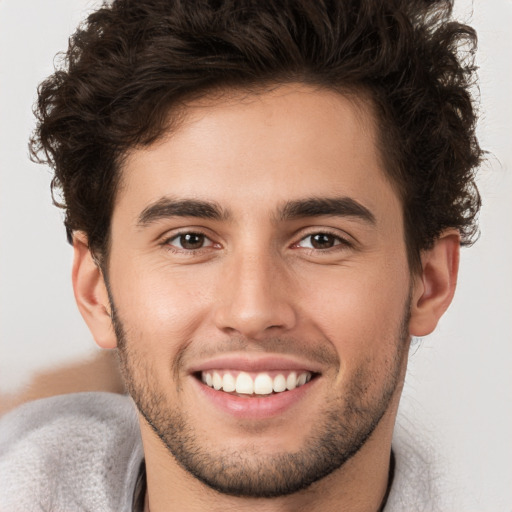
[{"x1": 30, "y1": 0, "x2": 482, "y2": 272}]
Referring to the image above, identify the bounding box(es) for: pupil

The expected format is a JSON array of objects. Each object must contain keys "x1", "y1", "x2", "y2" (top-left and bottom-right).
[
  {"x1": 312, "y1": 233, "x2": 334, "y2": 249},
  {"x1": 181, "y1": 233, "x2": 204, "y2": 249}
]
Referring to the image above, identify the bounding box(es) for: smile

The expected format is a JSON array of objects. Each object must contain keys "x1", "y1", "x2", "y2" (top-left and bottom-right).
[
  {"x1": 200, "y1": 370, "x2": 313, "y2": 395},
  {"x1": 190, "y1": 356, "x2": 322, "y2": 418}
]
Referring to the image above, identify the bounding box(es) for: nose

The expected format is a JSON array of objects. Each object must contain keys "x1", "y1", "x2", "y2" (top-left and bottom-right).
[{"x1": 213, "y1": 250, "x2": 298, "y2": 340}]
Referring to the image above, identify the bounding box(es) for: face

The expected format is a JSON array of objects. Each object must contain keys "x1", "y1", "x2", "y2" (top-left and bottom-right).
[{"x1": 106, "y1": 85, "x2": 413, "y2": 497}]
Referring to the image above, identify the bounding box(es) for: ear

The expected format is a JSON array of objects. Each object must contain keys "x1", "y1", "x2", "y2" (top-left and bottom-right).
[
  {"x1": 409, "y1": 231, "x2": 460, "y2": 337},
  {"x1": 72, "y1": 232, "x2": 117, "y2": 349}
]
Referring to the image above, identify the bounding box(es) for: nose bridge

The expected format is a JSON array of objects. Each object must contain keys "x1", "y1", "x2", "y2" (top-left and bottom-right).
[{"x1": 214, "y1": 242, "x2": 296, "y2": 338}]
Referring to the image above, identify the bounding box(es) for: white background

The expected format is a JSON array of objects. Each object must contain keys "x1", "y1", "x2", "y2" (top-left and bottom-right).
[{"x1": 0, "y1": 1, "x2": 511, "y2": 509}]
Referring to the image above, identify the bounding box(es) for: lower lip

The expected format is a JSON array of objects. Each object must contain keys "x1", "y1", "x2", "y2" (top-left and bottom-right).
[{"x1": 192, "y1": 376, "x2": 319, "y2": 419}]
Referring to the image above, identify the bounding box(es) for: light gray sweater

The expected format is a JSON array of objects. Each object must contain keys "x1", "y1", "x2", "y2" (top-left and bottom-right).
[{"x1": 0, "y1": 392, "x2": 439, "y2": 511}]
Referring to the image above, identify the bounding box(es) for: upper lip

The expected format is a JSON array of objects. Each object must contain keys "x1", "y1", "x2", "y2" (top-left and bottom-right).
[{"x1": 188, "y1": 353, "x2": 324, "y2": 374}]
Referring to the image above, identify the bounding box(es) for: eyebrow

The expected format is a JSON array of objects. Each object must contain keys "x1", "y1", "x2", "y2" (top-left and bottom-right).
[
  {"x1": 278, "y1": 197, "x2": 376, "y2": 224},
  {"x1": 137, "y1": 195, "x2": 376, "y2": 227},
  {"x1": 137, "y1": 197, "x2": 228, "y2": 226}
]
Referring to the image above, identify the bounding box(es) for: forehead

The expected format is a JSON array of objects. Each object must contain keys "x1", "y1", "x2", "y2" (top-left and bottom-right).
[{"x1": 115, "y1": 84, "x2": 400, "y2": 225}]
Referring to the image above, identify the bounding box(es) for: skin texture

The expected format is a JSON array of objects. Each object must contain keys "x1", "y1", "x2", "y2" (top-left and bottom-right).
[{"x1": 73, "y1": 84, "x2": 459, "y2": 512}]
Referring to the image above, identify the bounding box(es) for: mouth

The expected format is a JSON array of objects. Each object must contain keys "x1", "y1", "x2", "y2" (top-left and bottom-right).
[
  {"x1": 189, "y1": 355, "x2": 323, "y2": 418},
  {"x1": 197, "y1": 369, "x2": 316, "y2": 396}
]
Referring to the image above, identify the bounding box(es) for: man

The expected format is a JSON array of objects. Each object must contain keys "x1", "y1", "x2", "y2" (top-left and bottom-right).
[{"x1": 0, "y1": 0, "x2": 483, "y2": 510}]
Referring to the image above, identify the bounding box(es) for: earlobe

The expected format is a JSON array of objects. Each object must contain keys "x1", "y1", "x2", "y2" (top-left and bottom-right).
[
  {"x1": 409, "y1": 231, "x2": 460, "y2": 337},
  {"x1": 72, "y1": 232, "x2": 117, "y2": 349}
]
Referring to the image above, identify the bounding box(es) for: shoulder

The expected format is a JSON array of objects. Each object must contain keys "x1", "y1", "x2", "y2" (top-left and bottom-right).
[
  {"x1": 0, "y1": 392, "x2": 143, "y2": 512},
  {"x1": 385, "y1": 425, "x2": 441, "y2": 512}
]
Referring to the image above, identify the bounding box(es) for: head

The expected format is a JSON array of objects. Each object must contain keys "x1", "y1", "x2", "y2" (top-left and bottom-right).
[{"x1": 31, "y1": 0, "x2": 481, "y2": 501}]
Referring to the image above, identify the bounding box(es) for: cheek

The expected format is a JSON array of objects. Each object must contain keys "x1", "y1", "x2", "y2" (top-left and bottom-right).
[
  {"x1": 111, "y1": 259, "x2": 214, "y2": 357},
  {"x1": 296, "y1": 259, "x2": 410, "y2": 362}
]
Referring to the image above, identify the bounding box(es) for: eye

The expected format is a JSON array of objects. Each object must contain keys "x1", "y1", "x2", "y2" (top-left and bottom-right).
[
  {"x1": 167, "y1": 232, "x2": 214, "y2": 250},
  {"x1": 296, "y1": 232, "x2": 348, "y2": 250}
]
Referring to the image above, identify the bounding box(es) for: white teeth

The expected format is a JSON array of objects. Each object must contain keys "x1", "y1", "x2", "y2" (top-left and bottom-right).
[
  {"x1": 212, "y1": 371, "x2": 222, "y2": 390},
  {"x1": 201, "y1": 370, "x2": 312, "y2": 394},
  {"x1": 254, "y1": 373, "x2": 273, "y2": 395},
  {"x1": 286, "y1": 372, "x2": 297, "y2": 390},
  {"x1": 235, "y1": 372, "x2": 254, "y2": 394},
  {"x1": 222, "y1": 373, "x2": 236, "y2": 392},
  {"x1": 273, "y1": 374, "x2": 287, "y2": 392}
]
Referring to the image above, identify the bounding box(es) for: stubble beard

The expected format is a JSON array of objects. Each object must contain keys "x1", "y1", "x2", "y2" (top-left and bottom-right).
[{"x1": 111, "y1": 300, "x2": 410, "y2": 498}]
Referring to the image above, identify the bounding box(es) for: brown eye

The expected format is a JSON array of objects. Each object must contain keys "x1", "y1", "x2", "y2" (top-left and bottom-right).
[
  {"x1": 311, "y1": 233, "x2": 336, "y2": 249},
  {"x1": 296, "y1": 232, "x2": 348, "y2": 250},
  {"x1": 310, "y1": 233, "x2": 336, "y2": 249},
  {"x1": 168, "y1": 232, "x2": 213, "y2": 250},
  {"x1": 180, "y1": 233, "x2": 205, "y2": 249}
]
